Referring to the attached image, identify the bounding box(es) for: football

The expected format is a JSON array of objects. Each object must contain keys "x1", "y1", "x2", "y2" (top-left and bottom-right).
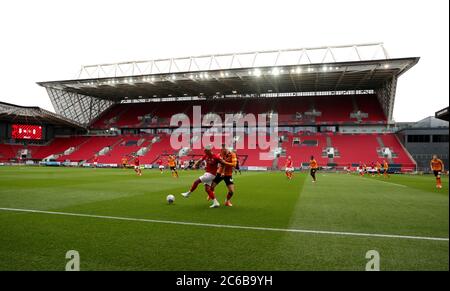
[{"x1": 166, "y1": 194, "x2": 175, "y2": 204}]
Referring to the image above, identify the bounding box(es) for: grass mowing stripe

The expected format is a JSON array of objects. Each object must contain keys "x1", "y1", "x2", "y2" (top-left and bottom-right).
[{"x1": 0, "y1": 207, "x2": 448, "y2": 242}]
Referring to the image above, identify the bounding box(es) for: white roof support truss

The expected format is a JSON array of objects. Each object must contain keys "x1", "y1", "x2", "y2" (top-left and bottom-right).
[{"x1": 77, "y1": 43, "x2": 389, "y2": 79}]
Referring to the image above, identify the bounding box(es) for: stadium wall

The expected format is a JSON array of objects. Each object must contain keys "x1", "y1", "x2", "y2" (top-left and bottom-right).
[{"x1": 398, "y1": 128, "x2": 449, "y2": 171}]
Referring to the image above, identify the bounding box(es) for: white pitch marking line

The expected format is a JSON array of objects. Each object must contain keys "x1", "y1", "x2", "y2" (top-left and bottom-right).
[
  {"x1": 363, "y1": 178, "x2": 408, "y2": 188},
  {"x1": 0, "y1": 207, "x2": 448, "y2": 242}
]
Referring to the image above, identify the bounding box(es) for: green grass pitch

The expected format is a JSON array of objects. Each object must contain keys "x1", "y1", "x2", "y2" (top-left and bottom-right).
[{"x1": 0, "y1": 166, "x2": 448, "y2": 271}]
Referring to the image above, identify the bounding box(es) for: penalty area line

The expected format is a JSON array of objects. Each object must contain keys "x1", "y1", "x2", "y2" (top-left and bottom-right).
[{"x1": 0, "y1": 207, "x2": 448, "y2": 242}]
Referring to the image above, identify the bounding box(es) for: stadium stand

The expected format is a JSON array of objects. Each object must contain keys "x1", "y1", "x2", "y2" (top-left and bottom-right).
[
  {"x1": 279, "y1": 133, "x2": 329, "y2": 167},
  {"x1": 235, "y1": 133, "x2": 275, "y2": 168},
  {"x1": 96, "y1": 135, "x2": 142, "y2": 164},
  {"x1": 0, "y1": 144, "x2": 23, "y2": 161},
  {"x1": 139, "y1": 133, "x2": 173, "y2": 164},
  {"x1": 27, "y1": 136, "x2": 90, "y2": 160},
  {"x1": 0, "y1": 130, "x2": 420, "y2": 169},
  {"x1": 379, "y1": 134, "x2": 416, "y2": 167},
  {"x1": 354, "y1": 95, "x2": 387, "y2": 123},
  {"x1": 330, "y1": 134, "x2": 383, "y2": 165},
  {"x1": 90, "y1": 94, "x2": 387, "y2": 129},
  {"x1": 0, "y1": 45, "x2": 422, "y2": 171},
  {"x1": 57, "y1": 136, "x2": 122, "y2": 162},
  {"x1": 0, "y1": 99, "x2": 415, "y2": 168}
]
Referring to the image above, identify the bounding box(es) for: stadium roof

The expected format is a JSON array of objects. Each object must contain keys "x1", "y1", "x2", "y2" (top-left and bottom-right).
[
  {"x1": 412, "y1": 116, "x2": 449, "y2": 128},
  {"x1": 435, "y1": 107, "x2": 449, "y2": 121},
  {"x1": 39, "y1": 58, "x2": 418, "y2": 101},
  {"x1": 37, "y1": 43, "x2": 419, "y2": 126},
  {"x1": 0, "y1": 102, "x2": 85, "y2": 129},
  {"x1": 396, "y1": 116, "x2": 449, "y2": 133}
]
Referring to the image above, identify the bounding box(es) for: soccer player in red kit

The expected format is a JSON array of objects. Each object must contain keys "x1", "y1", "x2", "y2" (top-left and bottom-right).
[
  {"x1": 285, "y1": 156, "x2": 294, "y2": 180},
  {"x1": 346, "y1": 163, "x2": 352, "y2": 174},
  {"x1": 133, "y1": 156, "x2": 142, "y2": 176},
  {"x1": 181, "y1": 146, "x2": 233, "y2": 208},
  {"x1": 359, "y1": 161, "x2": 366, "y2": 176},
  {"x1": 93, "y1": 156, "x2": 99, "y2": 168},
  {"x1": 157, "y1": 159, "x2": 164, "y2": 174}
]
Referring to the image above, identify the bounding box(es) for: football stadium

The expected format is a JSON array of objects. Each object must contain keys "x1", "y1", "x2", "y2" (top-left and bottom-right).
[{"x1": 0, "y1": 43, "x2": 448, "y2": 272}]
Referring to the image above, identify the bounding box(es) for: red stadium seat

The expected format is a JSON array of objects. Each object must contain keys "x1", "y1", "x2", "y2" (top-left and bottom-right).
[
  {"x1": 57, "y1": 136, "x2": 122, "y2": 162},
  {"x1": 90, "y1": 94, "x2": 387, "y2": 129}
]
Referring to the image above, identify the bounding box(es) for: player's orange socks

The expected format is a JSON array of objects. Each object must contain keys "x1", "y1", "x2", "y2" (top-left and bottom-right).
[
  {"x1": 226, "y1": 191, "x2": 234, "y2": 201},
  {"x1": 437, "y1": 177, "x2": 442, "y2": 187}
]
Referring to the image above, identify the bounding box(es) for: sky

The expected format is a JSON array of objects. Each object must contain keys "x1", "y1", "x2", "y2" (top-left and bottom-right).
[{"x1": 0, "y1": 0, "x2": 448, "y2": 122}]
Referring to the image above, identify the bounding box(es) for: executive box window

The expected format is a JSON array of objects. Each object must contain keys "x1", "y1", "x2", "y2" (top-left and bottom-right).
[
  {"x1": 432, "y1": 135, "x2": 449, "y2": 143},
  {"x1": 407, "y1": 135, "x2": 430, "y2": 143}
]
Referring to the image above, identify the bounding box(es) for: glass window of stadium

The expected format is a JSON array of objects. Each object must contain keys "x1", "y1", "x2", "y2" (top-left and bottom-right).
[
  {"x1": 319, "y1": 126, "x2": 336, "y2": 133},
  {"x1": 432, "y1": 135, "x2": 449, "y2": 143},
  {"x1": 407, "y1": 135, "x2": 431, "y2": 143},
  {"x1": 294, "y1": 127, "x2": 316, "y2": 134}
]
